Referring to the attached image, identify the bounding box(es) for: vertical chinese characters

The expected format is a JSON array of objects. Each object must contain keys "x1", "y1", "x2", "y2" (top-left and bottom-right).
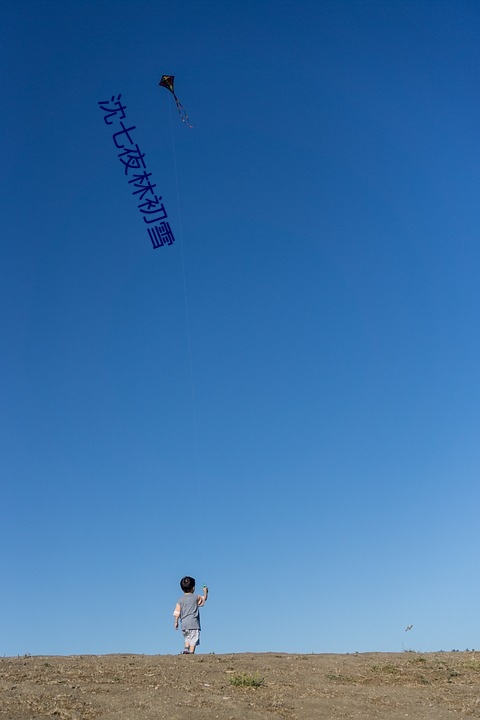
[{"x1": 98, "y1": 95, "x2": 175, "y2": 249}]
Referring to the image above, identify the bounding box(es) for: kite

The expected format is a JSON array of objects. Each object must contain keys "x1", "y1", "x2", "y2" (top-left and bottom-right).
[
  {"x1": 405, "y1": 625, "x2": 413, "y2": 632},
  {"x1": 159, "y1": 75, "x2": 192, "y2": 128}
]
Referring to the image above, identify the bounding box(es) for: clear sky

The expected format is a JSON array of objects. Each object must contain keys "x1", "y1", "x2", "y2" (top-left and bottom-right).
[{"x1": 2, "y1": 0, "x2": 479, "y2": 656}]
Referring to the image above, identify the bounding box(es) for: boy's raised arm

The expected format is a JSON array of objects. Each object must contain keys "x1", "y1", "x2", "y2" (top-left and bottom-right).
[{"x1": 198, "y1": 585, "x2": 208, "y2": 606}]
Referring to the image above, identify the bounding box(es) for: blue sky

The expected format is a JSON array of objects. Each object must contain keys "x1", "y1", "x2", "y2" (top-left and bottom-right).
[{"x1": 2, "y1": 0, "x2": 479, "y2": 656}]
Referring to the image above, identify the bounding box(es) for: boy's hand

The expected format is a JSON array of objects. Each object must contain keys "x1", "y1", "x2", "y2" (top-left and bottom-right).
[{"x1": 173, "y1": 603, "x2": 181, "y2": 628}]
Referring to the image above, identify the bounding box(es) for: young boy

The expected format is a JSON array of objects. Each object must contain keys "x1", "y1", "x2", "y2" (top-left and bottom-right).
[{"x1": 173, "y1": 576, "x2": 208, "y2": 654}]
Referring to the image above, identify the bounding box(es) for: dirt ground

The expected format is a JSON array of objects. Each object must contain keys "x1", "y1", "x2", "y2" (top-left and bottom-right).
[{"x1": 1, "y1": 651, "x2": 479, "y2": 720}]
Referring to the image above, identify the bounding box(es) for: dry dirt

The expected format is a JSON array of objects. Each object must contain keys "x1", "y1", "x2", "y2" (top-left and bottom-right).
[{"x1": 1, "y1": 651, "x2": 479, "y2": 719}]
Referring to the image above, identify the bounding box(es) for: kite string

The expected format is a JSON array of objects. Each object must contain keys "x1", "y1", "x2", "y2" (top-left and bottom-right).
[{"x1": 168, "y1": 101, "x2": 207, "y2": 572}]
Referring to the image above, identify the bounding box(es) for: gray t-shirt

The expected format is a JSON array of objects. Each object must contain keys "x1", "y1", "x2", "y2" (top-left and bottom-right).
[{"x1": 178, "y1": 593, "x2": 201, "y2": 631}]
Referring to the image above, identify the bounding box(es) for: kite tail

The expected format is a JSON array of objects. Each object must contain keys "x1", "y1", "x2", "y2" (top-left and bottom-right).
[{"x1": 174, "y1": 95, "x2": 192, "y2": 128}]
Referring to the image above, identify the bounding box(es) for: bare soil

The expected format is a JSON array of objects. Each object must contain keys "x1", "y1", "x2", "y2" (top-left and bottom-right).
[{"x1": 1, "y1": 651, "x2": 479, "y2": 719}]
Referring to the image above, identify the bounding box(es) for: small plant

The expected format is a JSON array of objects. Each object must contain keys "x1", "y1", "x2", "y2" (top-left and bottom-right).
[
  {"x1": 326, "y1": 673, "x2": 339, "y2": 681},
  {"x1": 229, "y1": 672, "x2": 265, "y2": 688},
  {"x1": 467, "y1": 660, "x2": 480, "y2": 671},
  {"x1": 371, "y1": 664, "x2": 399, "y2": 674},
  {"x1": 325, "y1": 672, "x2": 355, "y2": 684}
]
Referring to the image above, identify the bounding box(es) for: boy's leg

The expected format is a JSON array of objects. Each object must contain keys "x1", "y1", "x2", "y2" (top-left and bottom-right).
[
  {"x1": 189, "y1": 630, "x2": 200, "y2": 653},
  {"x1": 182, "y1": 629, "x2": 199, "y2": 653}
]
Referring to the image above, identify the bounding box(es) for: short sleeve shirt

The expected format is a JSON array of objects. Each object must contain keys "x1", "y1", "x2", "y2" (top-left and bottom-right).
[{"x1": 178, "y1": 593, "x2": 201, "y2": 631}]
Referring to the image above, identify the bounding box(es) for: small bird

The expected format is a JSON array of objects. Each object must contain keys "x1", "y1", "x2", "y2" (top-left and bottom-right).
[{"x1": 405, "y1": 624, "x2": 413, "y2": 632}]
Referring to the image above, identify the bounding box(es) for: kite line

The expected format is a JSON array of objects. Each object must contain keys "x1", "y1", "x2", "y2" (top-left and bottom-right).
[{"x1": 166, "y1": 91, "x2": 206, "y2": 571}]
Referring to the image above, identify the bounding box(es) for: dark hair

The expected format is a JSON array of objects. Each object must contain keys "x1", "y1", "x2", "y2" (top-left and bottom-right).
[{"x1": 180, "y1": 576, "x2": 195, "y2": 592}]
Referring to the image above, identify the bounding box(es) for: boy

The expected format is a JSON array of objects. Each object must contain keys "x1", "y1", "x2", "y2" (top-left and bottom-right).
[{"x1": 173, "y1": 576, "x2": 208, "y2": 654}]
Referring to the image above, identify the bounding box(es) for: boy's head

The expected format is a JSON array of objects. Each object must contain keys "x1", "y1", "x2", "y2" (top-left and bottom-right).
[{"x1": 180, "y1": 576, "x2": 195, "y2": 593}]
